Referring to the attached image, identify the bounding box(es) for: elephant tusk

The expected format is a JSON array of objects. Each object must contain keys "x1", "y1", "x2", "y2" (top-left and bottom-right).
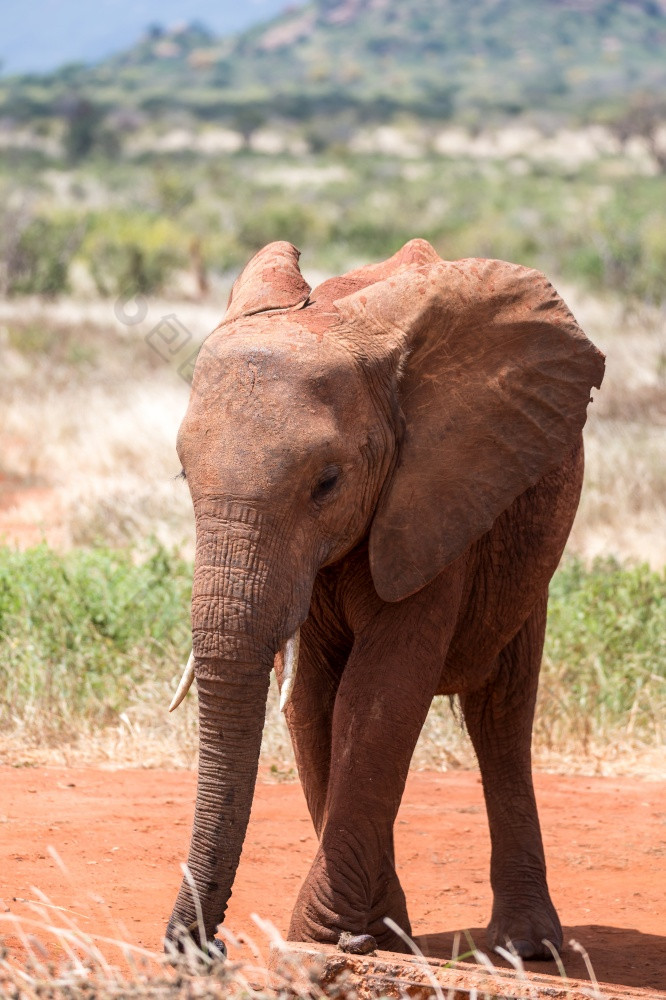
[
  {"x1": 279, "y1": 628, "x2": 300, "y2": 713},
  {"x1": 169, "y1": 651, "x2": 195, "y2": 712}
]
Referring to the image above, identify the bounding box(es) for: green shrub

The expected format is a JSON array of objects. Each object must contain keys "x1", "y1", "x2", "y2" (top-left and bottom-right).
[
  {"x1": 6, "y1": 214, "x2": 84, "y2": 296},
  {"x1": 236, "y1": 197, "x2": 331, "y2": 255},
  {"x1": 81, "y1": 211, "x2": 189, "y2": 296},
  {"x1": 560, "y1": 182, "x2": 666, "y2": 305},
  {"x1": 4, "y1": 149, "x2": 666, "y2": 306},
  {"x1": 63, "y1": 97, "x2": 104, "y2": 164},
  {"x1": 0, "y1": 545, "x2": 663, "y2": 752},
  {"x1": 540, "y1": 558, "x2": 666, "y2": 747},
  {"x1": 0, "y1": 543, "x2": 191, "y2": 734}
]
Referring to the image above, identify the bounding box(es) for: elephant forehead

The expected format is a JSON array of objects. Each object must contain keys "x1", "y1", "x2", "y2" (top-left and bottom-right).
[
  {"x1": 179, "y1": 330, "x2": 372, "y2": 486},
  {"x1": 188, "y1": 323, "x2": 363, "y2": 414}
]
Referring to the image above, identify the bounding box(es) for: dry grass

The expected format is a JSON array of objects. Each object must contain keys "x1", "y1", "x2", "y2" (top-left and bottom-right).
[
  {"x1": 0, "y1": 305, "x2": 200, "y2": 553},
  {"x1": 559, "y1": 287, "x2": 666, "y2": 567},
  {"x1": 7, "y1": 677, "x2": 661, "y2": 779},
  {"x1": 0, "y1": 674, "x2": 292, "y2": 773},
  {"x1": 0, "y1": 904, "x2": 277, "y2": 1000},
  {"x1": 0, "y1": 886, "x2": 606, "y2": 1000},
  {"x1": 1, "y1": 285, "x2": 664, "y2": 564}
]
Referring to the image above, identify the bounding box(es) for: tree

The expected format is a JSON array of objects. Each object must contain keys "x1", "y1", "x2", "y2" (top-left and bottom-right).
[
  {"x1": 232, "y1": 105, "x2": 266, "y2": 149},
  {"x1": 610, "y1": 94, "x2": 666, "y2": 174},
  {"x1": 61, "y1": 95, "x2": 103, "y2": 163}
]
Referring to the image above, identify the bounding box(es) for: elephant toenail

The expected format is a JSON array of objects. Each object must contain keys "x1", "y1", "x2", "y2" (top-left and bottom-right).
[
  {"x1": 338, "y1": 932, "x2": 377, "y2": 955},
  {"x1": 500, "y1": 939, "x2": 539, "y2": 960}
]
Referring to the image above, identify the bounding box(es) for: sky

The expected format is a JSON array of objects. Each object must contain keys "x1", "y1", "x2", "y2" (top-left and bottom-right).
[{"x1": 1, "y1": 0, "x2": 300, "y2": 75}]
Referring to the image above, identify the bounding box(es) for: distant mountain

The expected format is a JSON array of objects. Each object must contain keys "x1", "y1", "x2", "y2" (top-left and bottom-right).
[
  {"x1": 2, "y1": 0, "x2": 665, "y2": 127},
  {"x1": 0, "y1": 0, "x2": 296, "y2": 75}
]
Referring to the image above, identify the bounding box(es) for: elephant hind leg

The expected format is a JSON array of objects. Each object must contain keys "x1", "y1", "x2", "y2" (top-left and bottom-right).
[{"x1": 461, "y1": 593, "x2": 562, "y2": 961}]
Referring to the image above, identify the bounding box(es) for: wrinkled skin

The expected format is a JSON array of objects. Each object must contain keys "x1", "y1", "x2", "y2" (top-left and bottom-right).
[{"x1": 166, "y1": 239, "x2": 604, "y2": 961}]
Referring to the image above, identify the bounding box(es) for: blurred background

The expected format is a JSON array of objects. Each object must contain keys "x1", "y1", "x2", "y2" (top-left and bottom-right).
[{"x1": 0, "y1": 0, "x2": 664, "y2": 771}]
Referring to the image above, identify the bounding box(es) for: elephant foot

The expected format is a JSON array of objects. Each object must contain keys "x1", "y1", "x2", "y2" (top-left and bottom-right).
[
  {"x1": 487, "y1": 897, "x2": 562, "y2": 960},
  {"x1": 366, "y1": 908, "x2": 412, "y2": 954},
  {"x1": 336, "y1": 916, "x2": 412, "y2": 956},
  {"x1": 164, "y1": 919, "x2": 227, "y2": 964},
  {"x1": 371, "y1": 923, "x2": 412, "y2": 954},
  {"x1": 289, "y1": 914, "x2": 412, "y2": 955},
  {"x1": 289, "y1": 845, "x2": 413, "y2": 954},
  {"x1": 366, "y1": 862, "x2": 412, "y2": 953}
]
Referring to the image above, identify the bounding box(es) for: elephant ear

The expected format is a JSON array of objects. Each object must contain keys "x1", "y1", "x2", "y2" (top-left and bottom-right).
[
  {"x1": 224, "y1": 241, "x2": 311, "y2": 323},
  {"x1": 309, "y1": 237, "x2": 440, "y2": 306},
  {"x1": 333, "y1": 258, "x2": 605, "y2": 603}
]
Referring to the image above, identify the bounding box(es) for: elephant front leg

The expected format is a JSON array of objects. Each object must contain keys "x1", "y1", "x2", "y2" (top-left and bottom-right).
[
  {"x1": 282, "y1": 618, "x2": 347, "y2": 838},
  {"x1": 288, "y1": 590, "x2": 459, "y2": 953},
  {"x1": 461, "y1": 593, "x2": 562, "y2": 960},
  {"x1": 365, "y1": 832, "x2": 410, "y2": 946},
  {"x1": 284, "y1": 621, "x2": 410, "y2": 948}
]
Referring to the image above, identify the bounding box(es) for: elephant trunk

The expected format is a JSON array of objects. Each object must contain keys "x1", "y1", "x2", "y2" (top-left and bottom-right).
[
  {"x1": 166, "y1": 498, "x2": 293, "y2": 951},
  {"x1": 166, "y1": 659, "x2": 270, "y2": 949}
]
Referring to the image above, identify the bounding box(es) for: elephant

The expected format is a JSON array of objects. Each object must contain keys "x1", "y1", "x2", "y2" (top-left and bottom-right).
[{"x1": 166, "y1": 238, "x2": 604, "y2": 961}]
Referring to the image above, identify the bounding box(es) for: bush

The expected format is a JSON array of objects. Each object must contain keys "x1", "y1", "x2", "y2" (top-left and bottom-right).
[
  {"x1": 4, "y1": 149, "x2": 666, "y2": 307},
  {"x1": 0, "y1": 543, "x2": 192, "y2": 735},
  {"x1": 237, "y1": 197, "x2": 331, "y2": 255},
  {"x1": 81, "y1": 211, "x2": 189, "y2": 296},
  {"x1": 539, "y1": 558, "x2": 666, "y2": 747},
  {"x1": 4, "y1": 213, "x2": 85, "y2": 296},
  {"x1": 1, "y1": 545, "x2": 663, "y2": 752},
  {"x1": 63, "y1": 97, "x2": 104, "y2": 163},
  {"x1": 561, "y1": 182, "x2": 666, "y2": 305}
]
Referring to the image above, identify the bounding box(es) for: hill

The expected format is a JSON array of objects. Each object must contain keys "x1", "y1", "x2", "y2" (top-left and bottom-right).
[
  {"x1": 223, "y1": 0, "x2": 666, "y2": 123},
  {"x1": 0, "y1": 0, "x2": 291, "y2": 75},
  {"x1": 1, "y1": 0, "x2": 665, "y2": 129}
]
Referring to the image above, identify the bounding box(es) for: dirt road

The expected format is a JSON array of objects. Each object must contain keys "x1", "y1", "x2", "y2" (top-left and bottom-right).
[{"x1": 0, "y1": 767, "x2": 664, "y2": 991}]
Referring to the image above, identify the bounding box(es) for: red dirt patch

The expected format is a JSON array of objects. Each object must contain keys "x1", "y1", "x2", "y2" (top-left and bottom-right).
[
  {"x1": 0, "y1": 768, "x2": 664, "y2": 991},
  {"x1": 0, "y1": 470, "x2": 62, "y2": 547}
]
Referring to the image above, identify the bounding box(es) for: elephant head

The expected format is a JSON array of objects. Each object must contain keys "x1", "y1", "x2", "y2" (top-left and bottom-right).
[{"x1": 166, "y1": 239, "x2": 604, "y2": 950}]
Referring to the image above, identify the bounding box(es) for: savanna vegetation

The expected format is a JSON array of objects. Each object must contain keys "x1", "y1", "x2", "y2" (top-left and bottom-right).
[
  {"x1": 2, "y1": 149, "x2": 666, "y2": 304},
  {"x1": 1, "y1": 544, "x2": 664, "y2": 768},
  {"x1": 1, "y1": 0, "x2": 664, "y2": 776},
  {"x1": 2, "y1": 0, "x2": 666, "y2": 305},
  {"x1": 1, "y1": 141, "x2": 665, "y2": 771}
]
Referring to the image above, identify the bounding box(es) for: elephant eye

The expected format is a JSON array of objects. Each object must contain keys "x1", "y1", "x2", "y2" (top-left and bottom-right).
[{"x1": 312, "y1": 467, "x2": 341, "y2": 503}]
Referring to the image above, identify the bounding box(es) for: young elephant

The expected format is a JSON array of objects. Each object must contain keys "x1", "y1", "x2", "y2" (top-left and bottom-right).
[{"x1": 167, "y1": 239, "x2": 604, "y2": 960}]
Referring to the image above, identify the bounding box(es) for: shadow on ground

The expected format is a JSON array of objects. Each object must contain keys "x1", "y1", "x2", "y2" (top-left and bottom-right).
[{"x1": 417, "y1": 926, "x2": 666, "y2": 991}]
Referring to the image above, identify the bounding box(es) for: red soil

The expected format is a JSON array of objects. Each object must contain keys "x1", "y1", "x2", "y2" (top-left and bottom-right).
[
  {"x1": 0, "y1": 470, "x2": 62, "y2": 548},
  {"x1": 0, "y1": 768, "x2": 664, "y2": 992}
]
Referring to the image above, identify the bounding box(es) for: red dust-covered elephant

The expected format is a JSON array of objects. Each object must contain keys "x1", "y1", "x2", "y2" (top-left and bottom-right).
[{"x1": 166, "y1": 239, "x2": 604, "y2": 960}]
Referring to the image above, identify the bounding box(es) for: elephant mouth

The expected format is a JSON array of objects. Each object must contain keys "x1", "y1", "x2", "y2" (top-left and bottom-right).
[
  {"x1": 169, "y1": 651, "x2": 195, "y2": 712},
  {"x1": 278, "y1": 628, "x2": 300, "y2": 711},
  {"x1": 169, "y1": 627, "x2": 301, "y2": 715}
]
